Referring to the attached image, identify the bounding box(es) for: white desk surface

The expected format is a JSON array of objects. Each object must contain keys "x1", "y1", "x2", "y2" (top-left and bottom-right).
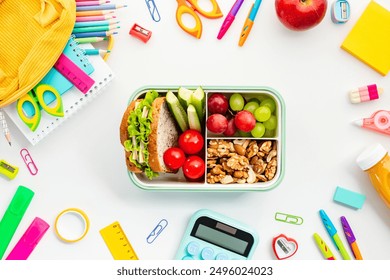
[{"x1": 1, "y1": 0, "x2": 390, "y2": 260}]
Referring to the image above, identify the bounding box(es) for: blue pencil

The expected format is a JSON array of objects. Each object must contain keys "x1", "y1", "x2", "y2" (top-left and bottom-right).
[
  {"x1": 74, "y1": 20, "x2": 119, "y2": 28},
  {"x1": 76, "y1": 4, "x2": 127, "y2": 11},
  {"x1": 73, "y1": 30, "x2": 118, "y2": 38}
]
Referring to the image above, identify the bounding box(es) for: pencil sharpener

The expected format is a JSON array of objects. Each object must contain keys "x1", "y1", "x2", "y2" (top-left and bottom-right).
[{"x1": 331, "y1": 0, "x2": 350, "y2": 24}]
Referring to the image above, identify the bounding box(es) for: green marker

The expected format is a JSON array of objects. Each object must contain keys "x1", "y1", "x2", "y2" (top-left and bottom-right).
[{"x1": 0, "y1": 186, "x2": 34, "y2": 258}]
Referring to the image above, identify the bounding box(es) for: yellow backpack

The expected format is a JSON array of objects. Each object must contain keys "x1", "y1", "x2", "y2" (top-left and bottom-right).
[{"x1": 0, "y1": 0, "x2": 75, "y2": 108}]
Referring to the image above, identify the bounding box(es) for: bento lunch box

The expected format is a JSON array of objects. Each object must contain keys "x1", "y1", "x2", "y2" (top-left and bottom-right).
[{"x1": 125, "y1": 86, "x2": 285, "y2": 191}]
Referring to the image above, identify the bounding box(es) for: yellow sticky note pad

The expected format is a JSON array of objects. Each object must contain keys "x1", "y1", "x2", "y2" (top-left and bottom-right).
[{"x1": 341, "y1": 1, "x2": 390, "y2": 76}]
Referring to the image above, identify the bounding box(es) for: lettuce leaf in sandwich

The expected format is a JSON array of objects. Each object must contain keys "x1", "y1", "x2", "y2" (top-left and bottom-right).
[{"x1": 124, "y1": 90, "x2": 159, "y2": 179}]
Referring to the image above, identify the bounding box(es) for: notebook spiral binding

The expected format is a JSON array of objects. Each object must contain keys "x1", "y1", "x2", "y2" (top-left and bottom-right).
[{"x1": 69, "y1": 35, "x2": 91, "y2": 69}]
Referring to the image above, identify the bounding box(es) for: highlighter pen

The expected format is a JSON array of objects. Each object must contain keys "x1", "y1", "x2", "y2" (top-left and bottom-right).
[
  {"x1": 238, "y1": 0, "x2": 262, "y2": 46},
  {"x1": 217, "y1": 0, "x2": 245, "y2": 39},
  {"x1": 319, "y1": 209, "x2": 351, "y2": 260},
  {"x1": 0, "y1": 186, "x2": 34, "y2": 258},
  {"x1": 313, "y1": 233, "x2": 336, "y2": 260},
  {"x1": 341, "y1": 216, "x2": 363, "y2": 260}
]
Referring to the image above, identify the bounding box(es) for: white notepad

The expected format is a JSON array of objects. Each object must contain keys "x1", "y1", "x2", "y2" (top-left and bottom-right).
[{"x1": 3, "y1": 44, "x2": 114, "y2": 145}]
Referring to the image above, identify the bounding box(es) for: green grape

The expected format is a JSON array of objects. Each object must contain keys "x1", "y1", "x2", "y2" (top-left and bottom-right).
[
  {"x1": 243, "y1": 101, "x2": 259, "y2": 114},
  {"x1": 263, "y1": 115, "x2": 277, "y2": 130},
  {"x1": 238, "y1": 129, "x2": 252, "y2": 137},
  {"x1": 263, "y1": 129, "x2": 275, "y2": 137},
  {"x1": 229, "y1": 93, "x2": 245, "y2": 111},
  {"x1": 260, "y1": 98, "x2": 276, "y2": 113},
  {"x1": 251, "y1": 122, "x2": 265, "y2": 138},
  {"x1": 247, "y1": 98, "x2": 260, "y2": 105},
  {"x1": 254, "y1": 106, "x2": 271, "y2": 122}
]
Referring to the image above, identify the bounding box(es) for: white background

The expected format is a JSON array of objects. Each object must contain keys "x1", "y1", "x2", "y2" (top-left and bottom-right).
[{"x1": 1, "y1": 0, "x2": 390, "y2": 261}]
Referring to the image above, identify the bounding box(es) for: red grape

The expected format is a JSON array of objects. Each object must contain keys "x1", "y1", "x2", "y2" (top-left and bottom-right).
[
  {"x1": 206, "y1": 114, "x2": 228, "y2": 134},
  {"x1": 207, "y1": 93, "x2": 229, "y2": 115},
  {"x1": 223, "y1": 118, "x2": 237, "y2": 136},
  {"x1": 234, "y1": 110, "x2": 256, "y2": 132}
]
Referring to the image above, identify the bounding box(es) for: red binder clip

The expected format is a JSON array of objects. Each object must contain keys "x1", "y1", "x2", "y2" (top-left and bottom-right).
[{"x1": 129, "y1": 23, "x2": 152, "y2": 43}]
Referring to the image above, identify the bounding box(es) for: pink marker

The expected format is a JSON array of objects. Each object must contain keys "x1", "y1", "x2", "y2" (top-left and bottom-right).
[
  {"x1": 349, "y1": 84, "x2": 383, "y2": 103},
  {"x1": 6, "y1": 217, "x2": 50, "y2": 260},
  {"x1": 354, "y1": 110, "x2": 390, "y2": 136}
]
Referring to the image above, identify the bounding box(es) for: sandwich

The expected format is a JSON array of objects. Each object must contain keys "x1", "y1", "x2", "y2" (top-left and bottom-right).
[{"x1": 120, "y1": 90, "x2": 179, "y2": 179}]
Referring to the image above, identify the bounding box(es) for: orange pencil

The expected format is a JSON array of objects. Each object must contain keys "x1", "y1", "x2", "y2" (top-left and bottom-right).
[{"x1": 76, "y1": 10, "x2": 114, "y2": 17}]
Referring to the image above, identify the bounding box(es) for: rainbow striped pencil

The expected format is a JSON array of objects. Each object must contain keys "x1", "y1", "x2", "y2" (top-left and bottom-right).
[
  {"x1": 76, "y1": 4, "x2": 127, "y2": 11},
  {"x1": 76, "y1": 14, "x2": 116, "y2": 22},
  {"x1": 73, "y1": 24, "x2": 119, "y2": 33},
  {"x1": 73, "y1": 30, "x2": 117, "y2": 38},
  {"x1": 74, "y1": 20, "x2": 119, "y2": 28}
]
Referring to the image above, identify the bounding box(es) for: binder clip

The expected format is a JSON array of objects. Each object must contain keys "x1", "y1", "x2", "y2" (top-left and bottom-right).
[
  {"x1": 331, "y1": 0, "x2": 350, "y2": 24},
  {"x1": 129, "y1": 23, "x2": 152, "y2": 43}
]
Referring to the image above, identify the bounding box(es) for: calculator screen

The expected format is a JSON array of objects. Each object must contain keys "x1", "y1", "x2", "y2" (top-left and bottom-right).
[{"x1": 191, "y1": 216, "x2": 254, "y2": 257}]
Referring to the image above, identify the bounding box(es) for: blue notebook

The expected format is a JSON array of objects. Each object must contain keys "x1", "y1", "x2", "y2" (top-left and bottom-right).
[{"x1": 23, "y1": 37, "x2": 95, "y2": 116}]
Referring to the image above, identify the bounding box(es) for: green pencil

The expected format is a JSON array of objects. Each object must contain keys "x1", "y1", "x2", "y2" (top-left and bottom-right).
[
  {"x1": 74, "y1": 37, "x2": 107, "y2": 44},
  {"x1": 73, "y1": 24, "x2": 120, "y2": 33}
]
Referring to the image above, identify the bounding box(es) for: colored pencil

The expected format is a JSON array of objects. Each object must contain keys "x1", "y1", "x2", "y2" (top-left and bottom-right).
[
  {"x1": 73, "y1": 24, "x2": 119, "y2": 33},
  {"x1": 74, "y1": 20, "x2": 119, "y2": 28},
  {"x1": 73, "y1": 30, "x2": 117, "y2": 38},
  {"x1": 76, "y1": 4, "x2": 127, "y2": 11},
  {"x1": 75, "y1": 37, "x2": 107, "y2": 44},
  {"x1": 76, "y1": 1, "x2": 109, "y2": 7},
  {"x1": 76, "y1": 10, "x2": 114, "y2": 17},
  {"x1": 83, "y1": 49, "x2": 110, "y2": 55},
  {"x1": 76, "y1": 15, "x2": 116, "y2": 22}
]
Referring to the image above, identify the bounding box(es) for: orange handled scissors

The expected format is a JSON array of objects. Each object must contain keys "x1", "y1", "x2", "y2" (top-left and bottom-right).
[{"x1": 176, "y1": 0, "x2": 223, "y2": 39}]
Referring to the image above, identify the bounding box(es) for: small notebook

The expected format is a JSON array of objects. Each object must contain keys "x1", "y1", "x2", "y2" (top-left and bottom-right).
[
  {"x1": 341, "y1": 1, "x2": 390, "y2": 76},
  {"x1": 3, "y1": 39, "x2": 114, "y2": 145}
]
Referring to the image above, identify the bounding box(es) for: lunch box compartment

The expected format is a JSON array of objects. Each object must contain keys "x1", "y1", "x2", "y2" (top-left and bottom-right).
[{"x1": 125, "y1": 86, "x2": 285, "y2": 191}]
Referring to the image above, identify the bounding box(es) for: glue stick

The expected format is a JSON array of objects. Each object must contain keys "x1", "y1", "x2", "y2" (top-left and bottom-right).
[{"x1": 349, "y1": 84, "x2": 383, "y2": 104}]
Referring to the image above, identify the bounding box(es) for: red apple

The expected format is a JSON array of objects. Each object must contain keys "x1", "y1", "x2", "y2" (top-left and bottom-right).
[{"x1": 275, "y1": 0, "x2": 327, "y2": 31}]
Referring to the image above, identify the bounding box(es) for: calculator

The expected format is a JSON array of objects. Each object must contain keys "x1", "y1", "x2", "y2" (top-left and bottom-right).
[{"x1": 175, "y1": 209, "x2": 259, "y2": 260}]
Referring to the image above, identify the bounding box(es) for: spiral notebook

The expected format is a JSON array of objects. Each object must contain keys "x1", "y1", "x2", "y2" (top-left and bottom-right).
[{"x1": 3, "y1": 37, "x2": 114, "y2": 145}]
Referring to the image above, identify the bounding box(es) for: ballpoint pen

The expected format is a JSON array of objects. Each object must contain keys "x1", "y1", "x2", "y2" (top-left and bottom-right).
[
  {"x1": 313, "y1": 233, "x2": 336, "y2": 260},
  {"x1": 319, "y1": 209, "x2": 351, "y2": 260},
  {"x1": 341, "y1": 216, "x2": 363, "y2": 260},
  {"x1": 217, "y1": 0, "x2": 245, "y2": 40},
  {"x1": 238, "y1": 0, "x2": 263, "y2": 46}
]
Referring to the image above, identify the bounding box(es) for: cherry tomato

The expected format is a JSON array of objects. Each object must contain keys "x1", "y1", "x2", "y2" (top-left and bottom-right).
[
  {"x1": 178, "y1": 129, "x2": 204, "y2": 155},
  {"x1": 182, "y1": 155, "x2": 205, "y2": 180},
  {"x1": 163, "y1": 147, "x2": 186, "y2": 170}
]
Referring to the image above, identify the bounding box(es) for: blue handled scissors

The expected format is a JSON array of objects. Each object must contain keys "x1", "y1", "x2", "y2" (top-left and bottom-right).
[
  {"x1": 16, "y1": 84, "x2": 64, "y2": 132},
  {"x1": 176, "y1": 0, "x2": 223, "y2": 39}
]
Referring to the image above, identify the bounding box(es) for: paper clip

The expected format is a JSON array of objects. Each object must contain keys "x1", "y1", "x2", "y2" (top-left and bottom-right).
[
  {"x1": 275, "y1": 212, "x2": 304, "y2": 225},
  {"x1": 146, "y1": 219, "x2": 168, "y2": 244},
  {"x1": 145, "y1": 0, "x2": 161, "y2": 22},
  {"x1": 20, "y1": 148, "x2": 38, "y2": 175}
]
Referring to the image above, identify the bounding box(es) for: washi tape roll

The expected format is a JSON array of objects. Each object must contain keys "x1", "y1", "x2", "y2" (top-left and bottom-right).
[{"x1": 54, "y1": 208, "x2": 90, "y2": 243}]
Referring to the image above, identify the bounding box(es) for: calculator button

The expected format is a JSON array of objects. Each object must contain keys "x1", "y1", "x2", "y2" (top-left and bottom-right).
[
  {"x1": 182, "y1": 255, "x2": 194, "y2": 260},
  {"x1": 186, "y1": 241, "x2": 200, "y2": 256},
  {"x1": 215, "y1": 253, "x2": 229, "y2": 260},
  {"x1": 200, "y1": 247, "x2": 214, "y2": 260}
]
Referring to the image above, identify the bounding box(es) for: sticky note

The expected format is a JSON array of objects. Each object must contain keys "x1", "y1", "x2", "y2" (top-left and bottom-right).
[{"x1": 333, "y1": 186, "x2": 366, "y2": 209}]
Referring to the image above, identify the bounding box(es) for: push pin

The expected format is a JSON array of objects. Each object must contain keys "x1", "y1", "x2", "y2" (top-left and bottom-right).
[{"x1": 129, "y1": 23, "x2": 152, "y2": 43}]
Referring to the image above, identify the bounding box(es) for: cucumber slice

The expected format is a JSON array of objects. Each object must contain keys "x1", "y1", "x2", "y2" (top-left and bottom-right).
[
  {"x1": 190, "y1": 86, "x2": 205, "y2": 122},
  {"x1": 187, "y1": 104, "x2": 201, "y2": 132},
  {"x1": 166, "y1": 91, "x2": 189, "y2": 132},
  {"x1": 177, "y1": 87, "x2": 193, "y2": 111}
]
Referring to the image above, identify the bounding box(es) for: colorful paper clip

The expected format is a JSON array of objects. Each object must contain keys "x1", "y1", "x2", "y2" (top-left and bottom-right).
[
  {"x1": 275, "y1": 212, "x2": 304, "y2": 225},
  {"x1": 129, "y1": 23, "x2": 152, "y2": 43},
  {"x1": 145, "y1": 0, "x2": 161, "y2": 22},
  {"x1": 146, "y1": 219, "x2": 168, "y2": 244},
  {"x1": 0, "y1": 159, "x2": 19, "y2": 180},
  {"x1": 20, "y1": 148, "x2": 38, "y2": 175}
]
